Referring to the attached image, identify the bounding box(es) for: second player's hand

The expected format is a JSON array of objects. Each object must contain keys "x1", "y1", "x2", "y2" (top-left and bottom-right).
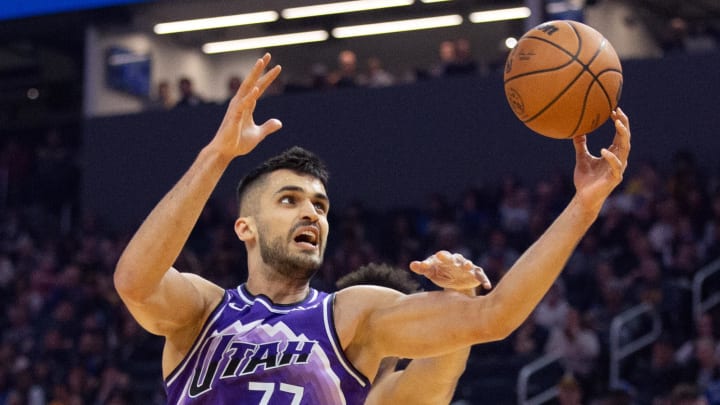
[
  {"x1": 409, "y1": 250, "x2": 492, "y2": 291},
  {"x1": 211, "y1": 53, "x2": 283, "y2": 159}
]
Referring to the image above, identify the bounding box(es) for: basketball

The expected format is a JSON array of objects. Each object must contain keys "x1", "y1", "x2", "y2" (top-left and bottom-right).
[{"x1": 503, "y1": 20, "x2": 623, "y2": 139}]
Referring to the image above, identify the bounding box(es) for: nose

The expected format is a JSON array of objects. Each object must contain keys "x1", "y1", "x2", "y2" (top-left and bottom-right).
[{"x1": 300, "y1": 200, "x2": 319, "y2": 222}]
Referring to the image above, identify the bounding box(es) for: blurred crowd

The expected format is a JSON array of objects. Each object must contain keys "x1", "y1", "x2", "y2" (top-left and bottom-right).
[
  {"x1": 145, "y1": 37, "x2": 490, "y2": 112},
  {"x1": 1, "y1": 114, "x2": 720, "y2": 405},
  {"x1": 145, "y1": 17, "x2": 720, "y2": 112}
]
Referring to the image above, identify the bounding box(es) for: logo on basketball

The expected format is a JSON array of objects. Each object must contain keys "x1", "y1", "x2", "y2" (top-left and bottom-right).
[
  {"x1": 537, "y1": 24, "x2": 559, "y2": 35},
  {"x1": 506, "y1": 88, "x2": 525, "y2": 116}
]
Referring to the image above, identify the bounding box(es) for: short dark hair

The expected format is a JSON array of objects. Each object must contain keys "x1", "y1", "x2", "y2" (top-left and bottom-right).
[
  {"x1": 236, "y1": 146, "x2": 329, "y2": 215},
  {"x1": 335, "y1": 263, "x2": 421, "y2": 294}
]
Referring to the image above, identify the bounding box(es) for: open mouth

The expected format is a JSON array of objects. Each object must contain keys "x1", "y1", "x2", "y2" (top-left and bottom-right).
[{"x1": 293, "y1": 227, "x2": 319, "y2": 248}]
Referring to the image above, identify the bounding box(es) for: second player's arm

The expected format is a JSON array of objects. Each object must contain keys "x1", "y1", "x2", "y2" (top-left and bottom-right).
[{"x1": 365, "y1": 286, "x2": 477, "y2": 405}]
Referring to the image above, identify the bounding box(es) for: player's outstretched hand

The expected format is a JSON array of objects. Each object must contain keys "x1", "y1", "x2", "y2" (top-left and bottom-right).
[
  {"x1": 573, "y1": 107, "x2": 631, "y2": 213},
  {"x1": 409, "y1": 250, "x2": 492, "y2": 291},
  {"x1": 210, "y1": 53, "x2": 283, "y2": 159}
]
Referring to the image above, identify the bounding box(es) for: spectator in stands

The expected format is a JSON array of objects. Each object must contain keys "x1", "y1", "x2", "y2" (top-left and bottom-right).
[
  {"x1": 223, "y1": 75, "x2": 242, "y2": 104},
  {"x1": 146, "y1": 80, "x2": 174, "y2": 111},
  {"x1": 174, "y1": 76, "x2": 204, "y2": 107},
  {"x1": 535, "y1": 281, "x2": 571, "y2": 330},
  {"x1": 510, "y1": 314, "x2": 549, "y2": 360},
  {"x1": 329, "y1": 50, "x2": 360, "y2": 88},
  {"x1": 359, "y1": 56, "x2": 395, "y2": 88},
  {"x1": 631, "y1": 335, "x2": 685, "y2": 404},
  {"x1": 556, "y1": 373, "x2": 584, "y2": 405},
  {"x1": 669, "y1": 383, "x2": 710, "y2": 405},
  {"x1": 676, "y1": 313, "x2": 720, "y2": 365},
  {"x1": 545, "y1": 307, "x2": 601, "y2": 396},
  {"x1": 701, "y1": 192, "x2": 720, "y2": 265},
  {"x1": 429, "y1": 40, "x2": 457, "y2": 78},
  {"x1": 681, "y1": 337, "x2": 720, "y2": 395},
  {"x1": 476, "y1": 229, "x2": 520, "y2": 283},
  {"x1": 445, "y1": 38, "x2": 478, "y2": 76}
]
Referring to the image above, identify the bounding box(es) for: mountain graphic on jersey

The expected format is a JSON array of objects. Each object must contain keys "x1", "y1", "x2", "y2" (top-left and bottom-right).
[{"x1": 165, "y1": 286, "x2": 370, "y2": 404}]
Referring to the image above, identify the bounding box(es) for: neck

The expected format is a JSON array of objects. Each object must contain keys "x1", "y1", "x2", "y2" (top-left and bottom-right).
[{"x1": 245, "y1": 266, "x2": 312, "y2": 305}]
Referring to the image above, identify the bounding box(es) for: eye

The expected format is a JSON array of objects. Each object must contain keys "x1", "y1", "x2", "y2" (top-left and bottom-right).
[
  {"x1": 280, "y1": 196, "x2": 295, "y2": 205},
  {"x1": 313, "y1": 202, "x2": 327, "y2": 213}
]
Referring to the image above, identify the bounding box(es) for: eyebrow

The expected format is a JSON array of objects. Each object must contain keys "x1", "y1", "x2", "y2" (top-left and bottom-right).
[{"x1": 274, "y1": 185, "x2": 329, "y2": 203}]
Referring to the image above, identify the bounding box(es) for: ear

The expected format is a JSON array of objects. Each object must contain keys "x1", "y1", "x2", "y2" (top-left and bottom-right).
[{"x1": 234, "y1": 216, "x2": 256, "y2": 242}]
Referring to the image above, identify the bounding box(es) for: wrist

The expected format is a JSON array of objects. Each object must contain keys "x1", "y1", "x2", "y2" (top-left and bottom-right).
[
  {"x1": 200, "y1": 144, "x2": 235, "y2": 168},
  {"x1": 447, "y1": 287, "x2": 477, "y2": 297},
  {"x1": 568, "y1": 196, "x2": 602, "y2": 226}
]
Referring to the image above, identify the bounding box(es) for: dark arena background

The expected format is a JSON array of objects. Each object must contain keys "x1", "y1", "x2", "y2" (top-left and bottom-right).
[{"x1": 1, "y1": 1, "x2": 720, "y2": 404}]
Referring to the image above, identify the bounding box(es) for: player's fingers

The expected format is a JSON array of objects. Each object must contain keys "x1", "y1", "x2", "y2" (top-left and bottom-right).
[
  {"x1": 238, "y1": 54, "x2": 270, "y2": 96},
  {"x1": 473, "y1": 267, "x2": 492, "y2": 289},
  {"x1": 612, "y1": 114, "x2": 631, "y2": 163},
  {"x1": 409, "y1": 261, "x2": 430, "y2": 275},
  {"x1": 573, "y1": 134, "x2": 590, "y2": 158},
  {"x1": 433, "y1": 250, "x2": 453, "y2": 263},
  {"x1": 256, "y1": 65, "x2": 282, "y2": 95},
  {"x1": 257, "y1": 119, "x2": 283, "y2": 139},
  {"x1": 601, "y1": 148, "x2": 623, "y2": 179},
  {"x1": 615, "y1": 107, "x2": 630, "y2": 132}
]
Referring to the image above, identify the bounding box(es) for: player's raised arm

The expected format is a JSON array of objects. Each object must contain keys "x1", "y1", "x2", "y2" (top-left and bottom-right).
[
  {"x1": 113, "y1": 54, "x2": 282, "y2": 338},
  {"x1": 339, "y1": 109, "x2": 631, "y2": 372}
]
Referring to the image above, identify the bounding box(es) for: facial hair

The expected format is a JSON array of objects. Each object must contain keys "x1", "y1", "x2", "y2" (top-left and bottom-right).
[{"x1": 257, "y1": 227, "x2": 322, "y2": 280}]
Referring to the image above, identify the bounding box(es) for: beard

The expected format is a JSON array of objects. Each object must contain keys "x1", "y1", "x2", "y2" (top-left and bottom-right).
[{"x1": 258, "y1": 230, "x2": 323, "y2": 280}]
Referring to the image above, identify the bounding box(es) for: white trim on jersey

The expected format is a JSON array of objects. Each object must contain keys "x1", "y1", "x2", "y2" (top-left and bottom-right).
[{"x1": 322, "y1": 294, "x2": 368, "y2": 387}]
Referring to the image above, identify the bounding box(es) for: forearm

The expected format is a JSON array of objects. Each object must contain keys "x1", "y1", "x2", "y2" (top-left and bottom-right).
[
  {"x1": 399, "y1": 348, "x2": 469, "y2": 404},
  {"x1": 487, "y1": 196, "x2": 599, "y2": 336},
  {"x1": 114, "y1": 146, "x2": 232, "y2": 299}
]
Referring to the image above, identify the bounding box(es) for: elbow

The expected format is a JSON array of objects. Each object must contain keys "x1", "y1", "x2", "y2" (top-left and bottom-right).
[
  {"x1": 113, "y1": 263, "x2": 133, "y2": 299},
  {"x1": 113, "y1": 259, "x2": 145, "y2": 303}
]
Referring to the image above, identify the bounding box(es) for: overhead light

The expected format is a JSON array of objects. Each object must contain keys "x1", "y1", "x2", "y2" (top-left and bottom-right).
[
  {"x1": 468, "y1": 7, "x2": 531, "y2": 23},
  {"x1": 202, "y1": 30, "x2": 329, "y2": 54},
  {"x1": 154, "y1": 11, "x2": 279, "y2": 34},
  {"x1": 332, "y1": 14, "x2": 462, "y2": 38},
  {"x1": 281, "y1": 0, "x2": 413, "y2": 19}
]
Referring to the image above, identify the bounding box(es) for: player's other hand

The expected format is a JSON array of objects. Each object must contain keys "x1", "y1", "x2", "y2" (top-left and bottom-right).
[{"x1": 410, "y1": 250, "x2": 492, "y2": 291}]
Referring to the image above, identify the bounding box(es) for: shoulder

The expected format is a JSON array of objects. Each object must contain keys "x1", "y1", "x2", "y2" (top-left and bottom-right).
[
  {"x1": 335, "y1": 285, "x2": 405, "y2": 311},
  {"x1": 332, "y1": 285, "x2": 405, "y2": 346}
]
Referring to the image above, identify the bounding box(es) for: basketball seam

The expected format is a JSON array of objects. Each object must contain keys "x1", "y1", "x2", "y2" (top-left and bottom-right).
[
  {"x1": 521, "y1": 22, "x2": 586, "y2": 130},
  {"x1": 566, "y1": 21, "x2": 604, "y2": 138},
  {"x1": 525, "y1": 23, "x2": 615, "y2": 138}
]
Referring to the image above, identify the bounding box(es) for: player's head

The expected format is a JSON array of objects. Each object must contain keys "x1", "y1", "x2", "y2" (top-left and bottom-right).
[
  {"x1": 235, "y1": 147, "x2": 330, "y2": 280},
  {"x1": 237, "y1": 146, "x2": 329, "y2": 216},
  {"x1": 336, "y1": 262, "x2": 421, "y2": 293}
]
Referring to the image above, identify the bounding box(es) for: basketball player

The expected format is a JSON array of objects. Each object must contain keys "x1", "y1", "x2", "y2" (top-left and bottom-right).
[
  {"x1": 114, "y1": 53, "x2": 631, "y2": 403},
  {"x1": 335, "y1": 262, "x2": 488, "y2": 405}
]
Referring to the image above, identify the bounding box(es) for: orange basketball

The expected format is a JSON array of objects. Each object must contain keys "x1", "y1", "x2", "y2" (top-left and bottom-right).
[{"x1": 503, "y1": 20, "x2": 623, "y2": 139}]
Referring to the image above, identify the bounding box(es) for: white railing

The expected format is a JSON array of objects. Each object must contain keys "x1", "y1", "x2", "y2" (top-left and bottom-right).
[
  {"x1": 692, "y1": 257, "x2": 720, "y2": 323},
  {"x1": 609, "y1": 303, "x2": 662, "y2": 389},
  {"x1": 517, "y1": 352, "x2": 563, "y2": 405}
]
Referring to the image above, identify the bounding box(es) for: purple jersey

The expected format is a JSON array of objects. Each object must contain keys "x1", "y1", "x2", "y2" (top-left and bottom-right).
[{"x1": 165, "y1": 285, "x2": 370, "y2": 404}]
